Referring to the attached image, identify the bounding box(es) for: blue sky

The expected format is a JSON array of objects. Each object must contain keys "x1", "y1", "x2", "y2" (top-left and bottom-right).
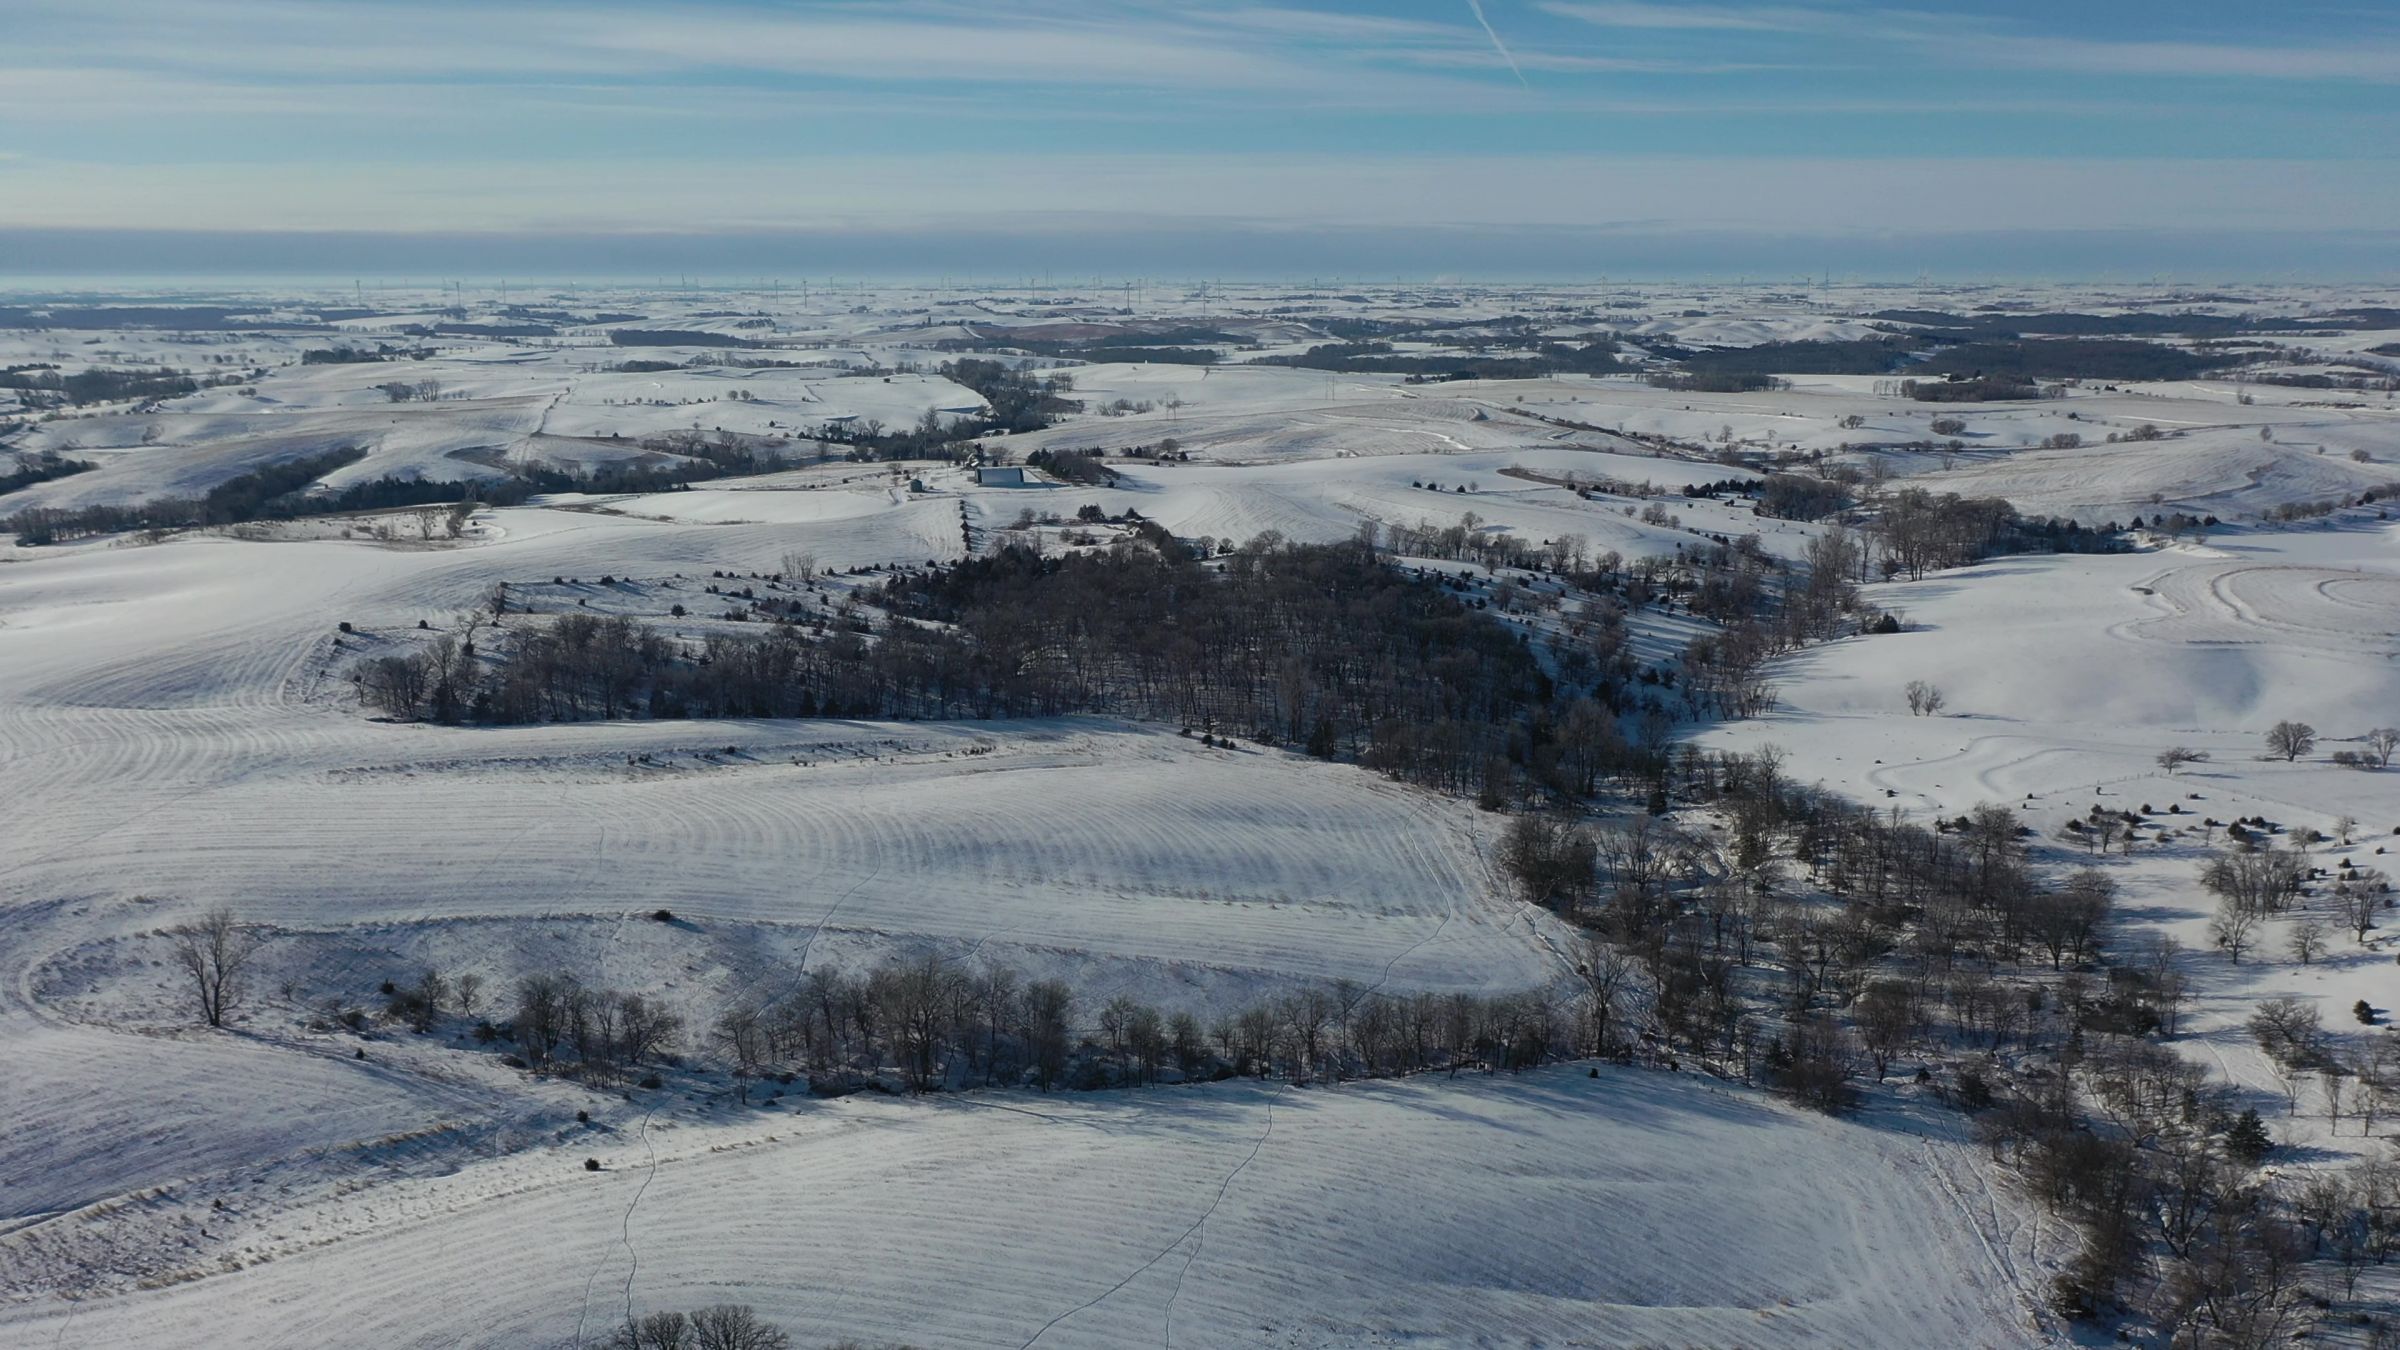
[{"x1": 3, "y1": 0, "x2": 2395, "y2": 277}]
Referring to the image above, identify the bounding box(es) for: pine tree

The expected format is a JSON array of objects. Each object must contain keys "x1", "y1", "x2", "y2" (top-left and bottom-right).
[{"x1": 2226, "y1": 1107, "x2": 2272, "y2": 1164}]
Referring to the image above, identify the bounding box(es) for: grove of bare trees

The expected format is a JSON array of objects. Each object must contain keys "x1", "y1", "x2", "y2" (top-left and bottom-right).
[
  {"x1": 1904, "y1": 679, "x2": 1946, "y2": 716},
  {"x1": 602, "y1": 1304, "x2": 790, "y2": 1350}
]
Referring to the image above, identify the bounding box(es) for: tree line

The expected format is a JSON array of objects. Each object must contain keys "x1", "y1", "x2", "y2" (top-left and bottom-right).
[
  {"x1": 0, "y1": 451, "x2": 95, "y2": 498},
  {"x1": 0, "y1": 364, "x2": 223, "y2": 407},
  {"x1": 5, "y1": 447, "x2": 370, "y2": 544},
  {"x1": 318, "y1": 941, "x2": 1596, "y2": 1100},
  {"x1": 363, "y1": 534, "x2": 1628, "y2": 802},
  {"x1": 1485, "y1": 737, "x2": 2400, "y2": 1336},
  {"x1": 3, "y1": 430, "x2": 795, "y2": 545},
  {"x1": 357, "y1": 513, "x2": 1896, "y2": 804}
]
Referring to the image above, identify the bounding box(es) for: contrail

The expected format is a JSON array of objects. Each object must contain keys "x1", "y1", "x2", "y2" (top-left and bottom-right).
[{"x1": 1464, "y1": 0, "x2": 1529, "y2": 88}]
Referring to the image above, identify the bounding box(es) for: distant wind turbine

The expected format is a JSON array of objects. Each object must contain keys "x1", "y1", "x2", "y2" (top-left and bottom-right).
[{"x1": 1464, "y1": 0, "x2": 1529, "y2": 88}]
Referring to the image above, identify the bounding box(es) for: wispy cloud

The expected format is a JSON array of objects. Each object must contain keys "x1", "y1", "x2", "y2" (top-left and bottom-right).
[
  {"x1": 5, "y1": 0, "x2": 2396, "y2": 271},
  {"x1": 1193, "y1": 6, "x2": 1464, "y2": 43},
  {"x1": 1386, "y1": 47, "x2": 1779, "y2": 74},
  {"x1": 1546, "y1": 2, "x2": 2400, "y2": 82},
  {"x1": 1539, "y1": 2, "x2": 1828, "y2": 32},
  {"x1": 1948, "y1": 33, "x2": 2400, "y2": 83},
  {"x1": 10, "y1": 0, "x2": 1511, "y2": 102}
]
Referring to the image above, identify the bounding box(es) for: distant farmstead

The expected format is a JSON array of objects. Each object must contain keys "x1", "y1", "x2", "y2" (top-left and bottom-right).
[{"x1": 974, "y1": 466, "x2": 1029, "y2": 487}]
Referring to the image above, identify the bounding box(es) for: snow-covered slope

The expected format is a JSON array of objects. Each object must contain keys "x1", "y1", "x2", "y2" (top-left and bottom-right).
[{"x1": 0, "y1": 1066, "x2": 2054, "y2": 1350}]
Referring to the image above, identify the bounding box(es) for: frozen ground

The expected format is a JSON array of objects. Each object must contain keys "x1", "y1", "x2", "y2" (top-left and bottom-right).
[
  {"x1": 1699, "y1": 508, "x2": 2400, "y2": 1176},
  {"x1": 10, "y1": 278, "x2": 2399, "y2": 1345},
  {"x1": 9, "y1": 278, "x2": 2395, "y2": 529},
  {"x1": 0, "y1": 474, "x2": 1609, "y2": 1344},
  {"x1": 1, "y1": 1066, "x2": 2057, "y2": 1350}
]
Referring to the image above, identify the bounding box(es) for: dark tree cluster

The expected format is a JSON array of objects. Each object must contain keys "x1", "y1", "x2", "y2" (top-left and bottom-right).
[
  {"x1": 504, "y1": 971, "x2": 684, "y2": 1085},
  {"x1": 704, "y1": 953, "x2": 1580, "y2": 1101},
  {"x1": 1863, "y1": 487, "x2": 2123, "y2": 579},
  {"x1": 0, "y1": 364, "x2": 214, "y2": 407},
  {"x1": 1023, "y1": 447, "x2": 1117, "y2": 485},
  {"x1": 1575, "y1": 742, "x2": 2400, "y2": 1336},
  {"x1": 609, "y1": 328, "x2": 756, "y2": 348},
  {"x1": 1753, "y1": 473, "x2": 1853, "y2": 522},
  {"x1": 1644, "y1": 372, "x2": 1788, "y2": 394},
  {"x1": 0, "y1": 451, "x2": 96, "y2": 499},
  {"x1": 1070, "y1": 346, "x2": 1220, "y2": 365},
  {"x1": 1901, "y1": 374, "x2": 2044, "y2": 403},
  {"x1": 0, "y1": 305, "x2": 302, "y2": 332},
  {"x1": 600, "y1": 1304, "x2": 791, "y2": 1350},
  {"x1": 370, "y1": 537, "x2": 1646, "y2": 801},
  {"x1": 1252, "y1": 338, "x2": 1626, "y2": 380},
  {"x1": 3, "y1": 432, "x2": 792, "y2": 544},
  {"x1": 300, "y1": 345, "x2": 421, "y2": 365},
  {"x1": 1675, "y1": 338, "x2": 1920, "y2": 377},
  {"x1": 4, "y1": 447, "x2": 369, "y2": 544},
  {"x1": 937, "y1": 358, "x2": 1080, "y2": 435},
  {"x1": 402, "y1": 321, "x2": 557, "y2": 338}
]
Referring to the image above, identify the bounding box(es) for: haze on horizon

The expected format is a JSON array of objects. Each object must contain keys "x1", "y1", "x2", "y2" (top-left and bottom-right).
[{"x1": 4, "y1": 0, "x2": 2397, "y2": 280}]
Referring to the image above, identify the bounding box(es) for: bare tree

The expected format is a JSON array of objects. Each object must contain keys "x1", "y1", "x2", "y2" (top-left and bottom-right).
[
  {"x1": 2264, "y1": 721, "x2": 2317, "y2": 762},
  {"x1": 170, "y1": 907, "x2": 262, "y2": 1028},
  {"x1": 1498, "y1": 813, "x2": 1598, "y2": 913},
  {"x1": 687, "y1": 1305, "x2": 790, "y2": 1350},
  {"x1": 391, "y1": 967, "x2": 448, "y2": 1033},
  {"x1": 605, "y1": 1311, "x2": 690, "y2": 1350},
  {"x1": 2368, "y1": 726, "x2": 2400, "y2": 769},
  {"x1": 2288, "y1": 918, "x2": 2329, "y2": 965},
  {"x1": 2210, "y1": 898, "x2": 2260, "y2": 964},
  {"x1": 712, "y1": 1004, "x2": 769, "y2": 1103},
  {"x1": 359, "y1": 653, "x2": 428, "y2": 718},
  {"x1": 2336, "y1": 872, "x2": 2388, "y2": 943},
  {"x1": 1775, "y1": 1013, "x2": 1859, "y2": 1113},
  {"x1": 2133, "y1": 933, "x2": 2190, "y2": 1035},
  {"x1": 1904, "y1": 679, "x2": 1945, "y2": 716},
  {"x1": 513, "y1": 972, "x2": 574, "y2": 1065},
  {"x1": 2200, "y1": 848, "x2": 2305, "y2": 916},
  {"x1": 1022, "y1": 979, "x2": 1072, "y2": 1091},
  {"x1": 608, "y1": 1305, "x2": 790, "y2": 1350},
  {"x1": 2029, "y1": 869, "x2": 2113, "y2": 969},
  {"x1": 1855, "y1": 979, "x2": 1918, "y2": 1079},
  {"x1": 2157, "y1": 746, "x2": 2209, "y2": 776},
  {"x1": 2250, "y1": 997, "x2": 2323, "y2": 1064},
  {"x1": 1581, "y1": 937, "x2": 1639, "y2": 1055}
]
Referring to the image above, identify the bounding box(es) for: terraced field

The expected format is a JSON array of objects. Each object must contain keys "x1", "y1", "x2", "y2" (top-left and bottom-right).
[{"x1": 0, "y1": 1067, "x2": 2056, "y2": 1350}]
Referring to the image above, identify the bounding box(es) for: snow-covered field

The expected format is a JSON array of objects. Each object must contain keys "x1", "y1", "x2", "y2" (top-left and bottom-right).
[
  {"x1": 0, "y1": 444, "x2": 1620, "y2": 1347},
  {"x1": 1700, "y1": 509, "x2": 2400, "y2": 1180},
  {"x1": 10, "y1": 279, "x2": 2400, "y2": 1345},
  {"x1": 2, "y1": 1066, "x2": 2052, "y2": 1349}
]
